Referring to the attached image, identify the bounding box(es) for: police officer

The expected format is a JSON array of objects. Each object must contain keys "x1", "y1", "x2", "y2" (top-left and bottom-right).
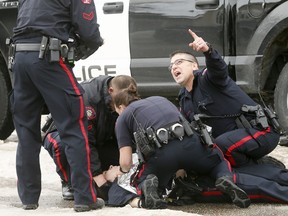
[
  {"x1": 170, "y1": 162, "x2": 288, "y2": 204},
  {"x1": 113, "y1": 83, "x2": 251, "y2": 209},
  {"x1": 10, "y1": 0, "x2": 103, "y2": 212},
  {"x1": 42, "y1": 75, "x2": 137, "y2": 201},
  {"x1": 169, "y1": 29, "x2": 280, "y2": 167}
]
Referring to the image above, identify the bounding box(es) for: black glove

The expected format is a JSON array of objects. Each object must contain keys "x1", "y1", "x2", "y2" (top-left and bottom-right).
[{"x1": 74, "y1": 37, "x2": 104, "y2": 61}]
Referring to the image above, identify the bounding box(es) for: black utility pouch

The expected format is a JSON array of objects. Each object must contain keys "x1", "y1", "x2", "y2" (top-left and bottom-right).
[{"x1": 49, "y1": 37, "x2": 61, "y2": 62}]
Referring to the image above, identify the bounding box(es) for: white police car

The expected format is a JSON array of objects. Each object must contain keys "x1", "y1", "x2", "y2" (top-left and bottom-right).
[{"x1": 73, "y1": 0, "x2": 226, "y2": 98}]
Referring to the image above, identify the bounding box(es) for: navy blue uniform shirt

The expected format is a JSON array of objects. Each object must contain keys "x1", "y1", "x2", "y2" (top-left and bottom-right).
[
  {"x1": 115, "y1": 96, "x2": 180, "y2": 149},
  {"x1": 13, "y1": 0, "x2": 102, "y2": 50},
  {"x1": 179, "y1": 49, "x2": 257, "y2": 138}
]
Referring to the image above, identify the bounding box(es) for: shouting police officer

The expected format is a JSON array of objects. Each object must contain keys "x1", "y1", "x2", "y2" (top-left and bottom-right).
[
  {"x1": 169, "y1": 29, "x2": 280, "y2": 168},
  {"x1": 10, "y1": 0, "x2": 104, "y2": 212}
]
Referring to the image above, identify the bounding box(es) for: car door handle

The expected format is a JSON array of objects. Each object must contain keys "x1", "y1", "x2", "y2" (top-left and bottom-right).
[
  {"x1": 103, "y1": 2, "x2": 124, "y2": 14},
  {"x1": 195, "y1": 0, "x2": 219, "y2": 9}
]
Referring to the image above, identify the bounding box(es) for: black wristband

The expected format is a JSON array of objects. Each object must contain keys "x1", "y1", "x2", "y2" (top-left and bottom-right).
[
  {"x1": 120, "y1": 166, "x2": 129, "y2": 174},
  {"x1": 204, "y1": 42, "x2": 212, "y2": 54}
]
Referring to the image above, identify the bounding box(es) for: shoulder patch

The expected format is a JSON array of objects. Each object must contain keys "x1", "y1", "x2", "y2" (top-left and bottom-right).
[{"x1": 86, "y1": 106, "x2": 96, "y2": 120}]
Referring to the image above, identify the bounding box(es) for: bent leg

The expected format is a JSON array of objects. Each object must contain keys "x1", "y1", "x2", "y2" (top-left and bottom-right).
[{"x1": 215, "y1": 128, "x2": 279, "y2": 167}]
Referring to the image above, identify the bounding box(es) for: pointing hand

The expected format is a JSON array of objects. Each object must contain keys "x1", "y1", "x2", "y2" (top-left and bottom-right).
[{"x1": 188, "y1": 29, "x2": 209, "y2": 52}]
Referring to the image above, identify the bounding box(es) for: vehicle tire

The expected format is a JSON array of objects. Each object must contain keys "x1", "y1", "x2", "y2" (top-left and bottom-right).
[
  {"x1": 274, "y1": 63, "x2": 288, "y2": 134},
  {"x1": 0, "y1": 63, "x2": 14, "y2": 140}
]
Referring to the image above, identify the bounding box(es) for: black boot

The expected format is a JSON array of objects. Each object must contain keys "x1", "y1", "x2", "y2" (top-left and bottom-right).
[
  {"x1": 23, "y1": 204, "x2": 38, "y2": 210},
  {"x1": 62, "y1": 181, "x2": 74, "y2": 200},
  {"x1": 141, "y1": 174, "x2": 167, "y2": 209},
  {"x1": 215, "y1": 176, "x2": 250, "y2": 208},
  {"x1": 74, "y1": 198, "x2": 105, "y2": 212}
]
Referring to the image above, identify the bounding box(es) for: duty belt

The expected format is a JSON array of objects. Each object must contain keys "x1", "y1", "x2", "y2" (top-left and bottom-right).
[
  {"x1": 155, "y1": 122, "x2": 186, "y2": 144},
  {"x1": 12, "y1": 36, "x2": 75, "y2": 63},
  {"x1": 15, "y1": 44, "x2": 41, "y2": 52}
]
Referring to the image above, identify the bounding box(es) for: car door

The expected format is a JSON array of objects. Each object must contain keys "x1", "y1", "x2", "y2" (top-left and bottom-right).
[
  {"x1": 129, "y1": 0, "x2": 225, "y2": 98},
  {"x1": 73, "y1": 0, "x2": 131, "y2": 83}
]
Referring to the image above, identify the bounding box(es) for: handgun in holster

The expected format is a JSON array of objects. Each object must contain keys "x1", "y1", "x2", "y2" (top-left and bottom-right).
[
  {"x1": 263, "y1": 105, "x2": 283, "y2": 134},
  {"x1": 194, "y1": 114, "x2": 214, "y2": 148},
  {"x1": 241, "y1": 104, "x2": 269, "y2": 129},
  {"x1": 179, "y1": 114, "x2": 194, "y2": 136}
]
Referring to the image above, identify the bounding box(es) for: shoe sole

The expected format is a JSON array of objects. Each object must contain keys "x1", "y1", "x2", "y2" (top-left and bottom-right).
[
  {"x1": 23, "y1": 204, "x2": 38, "y2": 210},
  {"x1": 143, "y1": 175, "x2": 167, "y2": 209},
  {"x1": 63, "y1": 195, "x2": 74, "y2": 201},
  {"x1": 74, "y1": 199, "x2": 105, "y2": 212},
  {"x1": 216, "y1": 177, "x2": 251, "y2": 208}
]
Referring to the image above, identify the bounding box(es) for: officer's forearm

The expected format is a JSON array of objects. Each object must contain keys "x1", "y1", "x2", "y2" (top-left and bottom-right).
[{"x1": 119, "y1": 146, "x2": 133, "y2": 173}]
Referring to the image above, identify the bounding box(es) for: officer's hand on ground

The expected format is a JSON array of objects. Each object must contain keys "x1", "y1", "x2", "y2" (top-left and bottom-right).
[{"x1": 188, "y1": 29, "x2": 209, "y2": 53}]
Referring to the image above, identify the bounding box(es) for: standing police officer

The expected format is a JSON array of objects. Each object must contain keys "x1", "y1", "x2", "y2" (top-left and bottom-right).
[
  {"x1": 169, "y1": 29, "x2": 280, "y2": 168},
  {"x1": 10, "y1": 0, "x2": 104, "y2": 212}
]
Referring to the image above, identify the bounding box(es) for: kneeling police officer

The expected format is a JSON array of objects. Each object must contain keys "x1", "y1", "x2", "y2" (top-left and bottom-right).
[{"x1": 113, "y1": 83, "x2": 251, "y2": 209}]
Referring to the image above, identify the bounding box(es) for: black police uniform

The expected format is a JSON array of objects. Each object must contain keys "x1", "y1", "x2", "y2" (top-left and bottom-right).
[
  {"x1": 115, "y1": 96, "x2": 235, "y2": 190},
  {"x1": 43, "y1": 76, "x2": 120, "y2": 193},
  {"x1": 176, "y1": 164, "x2": 288, "y2": 204},
  {"x1": 81, "y1": 76, "x2": 120, "y2": 175},
  {"x1": 178, "y1": 48, "x2": 280, "y2": 167},
  {"x1": 43, "y1": 76, "x2": 119, "y2": 177},
  {"x1": 10, "y1": 0, "x2": 102, "y2": 206}
]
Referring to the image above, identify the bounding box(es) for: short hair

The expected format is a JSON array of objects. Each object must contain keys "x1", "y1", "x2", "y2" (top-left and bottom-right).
[{"x1": 169, "y1": 50, "x2": 199, "y2": 66}]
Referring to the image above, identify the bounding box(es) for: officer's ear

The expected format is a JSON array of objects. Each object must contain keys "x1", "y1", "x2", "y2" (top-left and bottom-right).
[
  {"x1": 115, "y1": 104, "x2": 126, "y2": 115},
  {"x1": 108, "y1": 86, "x2": 114, "y2": 95}
]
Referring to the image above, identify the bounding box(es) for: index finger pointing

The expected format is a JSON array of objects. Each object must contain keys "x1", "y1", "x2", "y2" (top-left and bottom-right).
[{"x1": 188, "y1": 29, "x2": 199, "y2": 40}]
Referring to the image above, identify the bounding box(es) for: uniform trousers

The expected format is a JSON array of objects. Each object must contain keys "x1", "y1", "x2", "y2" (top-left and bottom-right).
[
  {"x1": 193, "y1": 164, "x2": 288, "y2": 203},
  {"x1": 43, "y1": 130, "x2": 119, "y2": 181},
  {"x1": 215, "y1": 127, "x2": 280, "y2": 167},
  {"x1": 11, "y1": 51, "x2": 96, "y2": 205},
  {"x1": 137, "y1": 134, "x2": 233, "y2": 190},
  {"x1": 107, "y1": 163, "x2": 288, "y2": 206}
]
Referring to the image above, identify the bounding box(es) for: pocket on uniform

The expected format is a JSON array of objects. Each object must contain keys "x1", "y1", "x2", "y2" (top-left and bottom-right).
[{"x1": 64, "y1": 85, "x2": 85, "y2": 120}]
